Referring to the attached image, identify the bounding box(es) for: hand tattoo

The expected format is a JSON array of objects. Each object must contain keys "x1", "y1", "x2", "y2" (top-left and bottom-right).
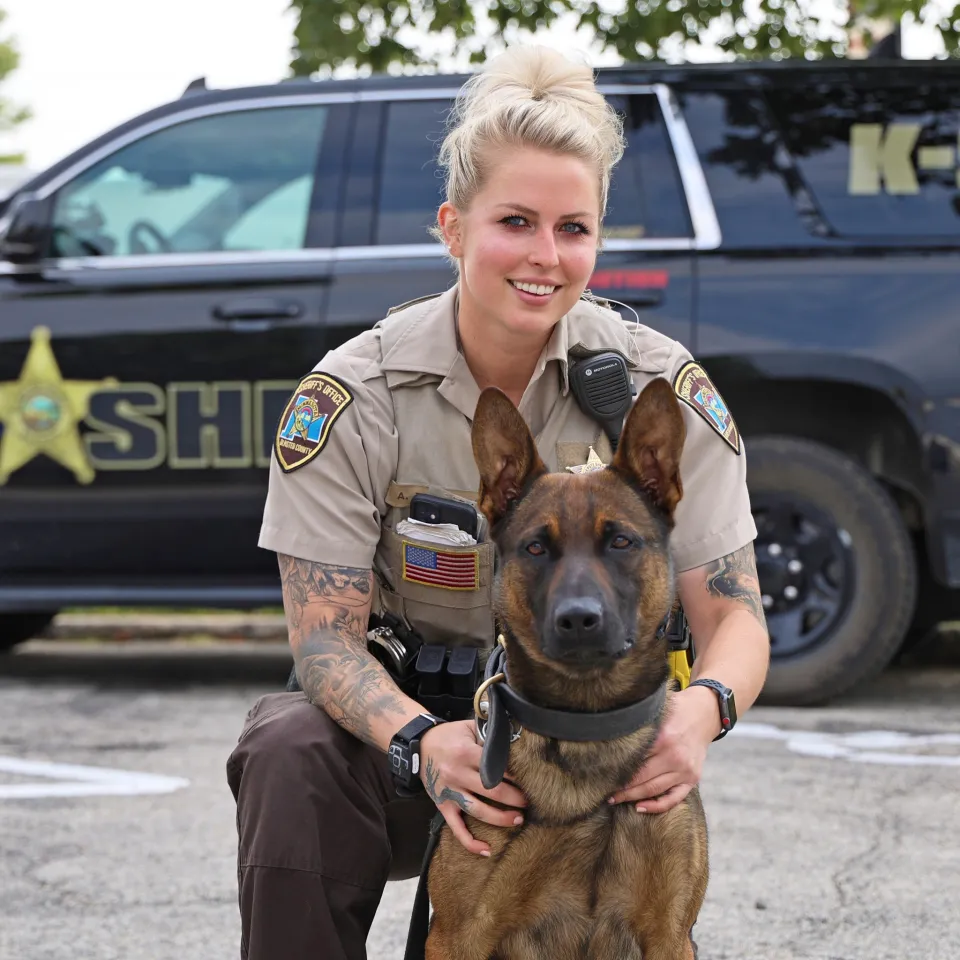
[
  {"x1": 279, "y1": 555, "x2": 407, "y2": 748},
  {"x1": 703, "y1": 544, "x2": 768, "y2": 630},
  {"x1": 424, "y1": 756, "x2": 472, "y2": 813}
]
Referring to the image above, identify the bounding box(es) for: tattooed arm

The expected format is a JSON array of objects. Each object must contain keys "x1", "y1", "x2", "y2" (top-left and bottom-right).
[
  {"x1": 605, "y1": 543, "x2": 771, "y2": 812},
  {"x1": 279, "y1": 555, "x2": 425, "y2": 751},
  {"x1": 676, "y1": 542, "x2": 771, "y2": 729}
]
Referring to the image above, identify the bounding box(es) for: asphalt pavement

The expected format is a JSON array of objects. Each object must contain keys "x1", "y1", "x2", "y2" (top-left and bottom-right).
[{"x1": 1, "y1": 633, "x2": 958, "y2": 960}]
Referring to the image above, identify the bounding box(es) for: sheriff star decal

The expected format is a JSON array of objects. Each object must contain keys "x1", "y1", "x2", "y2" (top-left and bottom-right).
[
  {"x1": 673, "y1": 361, "x2": 741, "y2": 455},
  {"x1": 0, "y1": 326, "x2": 117, "y2": 484},
  {"x1": 274, "y1": 372, "x2": 354, "y2": 473}
]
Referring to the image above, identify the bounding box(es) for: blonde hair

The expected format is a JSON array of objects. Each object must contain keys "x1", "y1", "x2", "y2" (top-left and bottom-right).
[{"x1": 434, "y1": 46, "x2": 625, "y2": 232}]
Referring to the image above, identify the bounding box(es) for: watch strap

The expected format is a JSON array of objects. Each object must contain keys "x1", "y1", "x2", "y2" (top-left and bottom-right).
[
  {"x1": 394, "y1": 713, "x2": 445, "y2": 747},
  {"x1": 689, "y1": 678, "x2": 736, "y2": 740},
  {"x1": 388, "y1": 713, "x2": 446, "y2": 796}
]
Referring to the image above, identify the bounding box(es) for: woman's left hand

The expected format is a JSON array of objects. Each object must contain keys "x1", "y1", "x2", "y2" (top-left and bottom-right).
[{"x1": 607, "y1": 685, "x2": 720, "y2": 814}]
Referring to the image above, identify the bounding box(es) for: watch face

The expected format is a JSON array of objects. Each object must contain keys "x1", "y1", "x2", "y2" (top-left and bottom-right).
[{"x1": 388, "y1": 743, "x2": 411, "y2": 781}]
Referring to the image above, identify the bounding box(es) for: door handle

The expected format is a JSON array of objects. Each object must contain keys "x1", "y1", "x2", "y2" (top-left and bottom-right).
[{"x1": 213, "y1": 297, "x2": 304, "y2": 322}]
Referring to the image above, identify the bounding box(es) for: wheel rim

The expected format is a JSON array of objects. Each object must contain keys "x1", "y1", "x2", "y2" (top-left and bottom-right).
[{"x1": 751, "y1": 494, "x2": 856, "y2": 658}]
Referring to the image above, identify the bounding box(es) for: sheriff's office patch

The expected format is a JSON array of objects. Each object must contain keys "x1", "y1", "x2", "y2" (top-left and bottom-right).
[
  {"x1": 673, "y1": 361, "x2": 741, "y2": 454},
  {"x1": 274, "y1": 373, "x2": 354, "y2": 473},
  {"x1": 402, "y1": 542, "x2": 479, "y2": 591}
]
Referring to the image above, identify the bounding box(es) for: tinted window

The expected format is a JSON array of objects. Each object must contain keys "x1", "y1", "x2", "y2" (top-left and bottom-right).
[
  {"x1": 373, "y1": 93, "x2": 692, "y2": 245},
  {"x1": 376, "y1": 99, "x2": 450, "y2": 245},
  {"x1": 767, "y1": 84, "x2": 960, "y2": 238},
  {"x1": 604, "y1": 95, "x2": 692, "y2": 239},
  {"x1": 51, "y1": 105, "x2": 329, "y2": 257}
]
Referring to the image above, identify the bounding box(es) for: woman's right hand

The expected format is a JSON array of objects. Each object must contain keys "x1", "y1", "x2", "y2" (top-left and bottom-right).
[{"x1": 419, "y1": 719, "x2": 527, "y2": 856}]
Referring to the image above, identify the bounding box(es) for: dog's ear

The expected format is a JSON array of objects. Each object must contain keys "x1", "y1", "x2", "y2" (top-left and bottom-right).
[
  {"x1": 472, "y1": 387, "x2": 547, "y2": 525},
  {"x1": 611, "y1": 377, "x2": 686, "y2": 519}
]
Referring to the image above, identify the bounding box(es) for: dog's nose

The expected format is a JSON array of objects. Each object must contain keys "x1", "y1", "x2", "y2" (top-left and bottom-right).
[{"x1": 554, "y1": 597, "x2": 604, "y2": 644}]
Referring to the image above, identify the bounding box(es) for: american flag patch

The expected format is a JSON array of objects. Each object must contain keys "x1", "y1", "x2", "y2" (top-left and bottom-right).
[{"x1": 402, "y1": 542, "x2": 479, "y2": 591}]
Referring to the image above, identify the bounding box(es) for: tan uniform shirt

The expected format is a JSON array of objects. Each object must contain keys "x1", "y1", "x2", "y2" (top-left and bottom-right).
[{"x1": 260, "y1": 286, "x2": 757, "y2": 649}]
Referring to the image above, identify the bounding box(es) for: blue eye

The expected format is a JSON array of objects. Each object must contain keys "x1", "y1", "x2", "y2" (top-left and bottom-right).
[
  {"x1": 562, "y1": 221, "x2": 590, "y2": 235},
  {"x1": 500, "y1": 215, "x2": 528, "y2": 228}
]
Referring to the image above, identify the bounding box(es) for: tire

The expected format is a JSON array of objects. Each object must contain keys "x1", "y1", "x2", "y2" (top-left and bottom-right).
[
  {"x1": 746, "y1": 436, "x2": 917, "y2": 706},
  {"x1": 0, "y1": 612, "x2": 57, "y2": 654}
]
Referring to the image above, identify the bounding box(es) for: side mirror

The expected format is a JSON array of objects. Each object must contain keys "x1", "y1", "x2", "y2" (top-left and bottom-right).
[{"x1": 0, "y1": 194, "x2": 52, "y2": 264}]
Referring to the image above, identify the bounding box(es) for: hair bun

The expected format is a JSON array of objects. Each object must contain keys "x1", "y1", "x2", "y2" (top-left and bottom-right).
[{"x1": 463, "y1": 46, "x2": 599, "y2": 117}]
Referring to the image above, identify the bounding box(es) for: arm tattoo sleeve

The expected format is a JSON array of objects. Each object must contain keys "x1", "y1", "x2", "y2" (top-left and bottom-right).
[
  {"x1": 703, "y1": 544, "x2": 768, "y2": 630},
  {"x1": 279, "y1": 554, "x2": 408, "y2": 749}
]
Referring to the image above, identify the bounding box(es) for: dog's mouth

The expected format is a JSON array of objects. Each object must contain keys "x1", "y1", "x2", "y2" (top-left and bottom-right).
[{"x1": 549, "y1": 635, "x2": 636, "y2": 667}]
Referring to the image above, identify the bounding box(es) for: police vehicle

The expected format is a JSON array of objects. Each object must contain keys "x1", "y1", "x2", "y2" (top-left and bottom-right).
[{"x1": 2, "y1": 59, "x2": 959, "y2": 705}]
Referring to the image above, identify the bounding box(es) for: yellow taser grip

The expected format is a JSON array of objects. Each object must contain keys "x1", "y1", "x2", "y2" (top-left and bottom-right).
[{"x1": 668, "y1": 649, "x2": 692, "y2": 690}]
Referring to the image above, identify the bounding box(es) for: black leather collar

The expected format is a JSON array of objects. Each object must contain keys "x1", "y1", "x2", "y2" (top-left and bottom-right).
[{"x1": 477, "y1": 640, "x2": 667, "y2": 790}]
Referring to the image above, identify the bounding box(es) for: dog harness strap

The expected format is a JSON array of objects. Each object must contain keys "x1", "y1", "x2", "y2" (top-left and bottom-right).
[
  {"x1": 478, "y1": 643, "x2": 513, "y2": 789},
  {"x1": 479, "y1": 680, "x2": 512, "y2": 790},
  {"x1": 498, "y1": 679, "x2": 667, "y2": 742}
]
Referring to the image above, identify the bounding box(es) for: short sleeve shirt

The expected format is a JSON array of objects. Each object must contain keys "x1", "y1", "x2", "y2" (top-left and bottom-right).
[{"x1": 259, "y1": 286, "x2": 757, "y2": 574}]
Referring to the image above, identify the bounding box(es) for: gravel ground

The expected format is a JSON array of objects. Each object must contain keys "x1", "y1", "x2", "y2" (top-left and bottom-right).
[{"x1": 1, "y1": 636, "x2": 958, "y2": 960}]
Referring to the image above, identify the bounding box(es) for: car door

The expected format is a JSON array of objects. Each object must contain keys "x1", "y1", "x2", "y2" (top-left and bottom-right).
[
  {"x1": 325, "y1": 85, "x2": 702, "y2": 350},
  {"x1": 0, "y1": 97, "x2": 351, "y2": 606}
]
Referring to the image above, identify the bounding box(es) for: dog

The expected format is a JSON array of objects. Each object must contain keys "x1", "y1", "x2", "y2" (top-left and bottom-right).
[{"x1": 424, "y1": 377, "x2": 708, "y2": 960}]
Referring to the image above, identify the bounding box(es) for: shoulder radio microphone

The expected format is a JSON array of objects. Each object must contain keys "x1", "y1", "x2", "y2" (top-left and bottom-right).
[{"x1": 568, "y1": 351, "x2": 636, "y2": 453}]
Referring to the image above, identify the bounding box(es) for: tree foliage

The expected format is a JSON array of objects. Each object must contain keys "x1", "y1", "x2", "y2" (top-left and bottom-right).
[
  {"x1": 0, "y1": 6, "x2": 30, "y2": 163},
  {"x1": 290, "y1": 0, "x2": 960, "y2": 76}
]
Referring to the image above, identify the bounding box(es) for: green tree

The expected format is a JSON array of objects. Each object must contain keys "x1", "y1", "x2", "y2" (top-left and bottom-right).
[
  {"x1": 0, "y1": 6, "x2": 30, "y2": 164},
  {"x1": 290, "y1": 0, "x2": 960, "y2": 75}
]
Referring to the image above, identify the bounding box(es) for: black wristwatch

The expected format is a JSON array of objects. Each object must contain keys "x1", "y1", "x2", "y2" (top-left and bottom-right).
[
  {"x1": 689, "y1": 679, "x2": 737, "y2": 740},
  {"x1": 388, "y1": 713, "x2": 446, "y2": 796}
]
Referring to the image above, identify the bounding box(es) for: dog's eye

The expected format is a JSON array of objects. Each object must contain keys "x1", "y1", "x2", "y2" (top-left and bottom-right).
[
  {"x1": 610, "y1": 535, "x2": 633, "y2": 550},
  {"x1": 526, "y1": 541, "x2": 546, "y2": 557}
]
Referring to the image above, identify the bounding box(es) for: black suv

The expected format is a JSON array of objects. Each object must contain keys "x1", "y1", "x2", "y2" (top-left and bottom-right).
[{"x1": 2, "y1": 60, "x2": 959, "y2": 704}]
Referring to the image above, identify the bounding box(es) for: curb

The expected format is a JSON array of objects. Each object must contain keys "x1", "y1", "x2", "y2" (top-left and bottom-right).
[{"x1": 45, "y1": 613, "x2": 289, "y2": 642}]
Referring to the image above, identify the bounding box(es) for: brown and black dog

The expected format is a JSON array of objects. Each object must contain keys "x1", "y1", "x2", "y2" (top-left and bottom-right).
[{"x1": 425, "y1": 377, "x2": 708, "y2": 960}]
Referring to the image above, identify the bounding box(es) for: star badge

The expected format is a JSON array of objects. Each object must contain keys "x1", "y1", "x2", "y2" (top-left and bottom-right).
[
  {"x1": 0, "y1": 327, "x2": 117, "y2": 485},
  {"x1": 566, "y1": 446, "x2": 607, "y2": 475}
]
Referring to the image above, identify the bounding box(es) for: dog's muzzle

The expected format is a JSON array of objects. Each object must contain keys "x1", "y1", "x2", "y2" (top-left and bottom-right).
[{"x1": 547, "y1": 597, "x2": 632, "y2": 663}]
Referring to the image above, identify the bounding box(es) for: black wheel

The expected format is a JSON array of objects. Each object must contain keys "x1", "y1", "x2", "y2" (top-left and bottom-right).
[
  {"x1": 0, "y1": 612, "x2": 57, "y2": 653},
  {"x1": 746, "y1": 436, "x2": 917, "y2": 705}
]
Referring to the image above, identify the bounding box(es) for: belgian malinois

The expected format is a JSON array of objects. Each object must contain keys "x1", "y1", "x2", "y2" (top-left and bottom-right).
[{"x1": 425, "y1": 377, "x2": 708, "y2": 960}]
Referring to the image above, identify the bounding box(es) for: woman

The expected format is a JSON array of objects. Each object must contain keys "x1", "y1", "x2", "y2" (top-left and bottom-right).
[{"x1": 227, "y1": 45, "x2": 770, "y2": 960}]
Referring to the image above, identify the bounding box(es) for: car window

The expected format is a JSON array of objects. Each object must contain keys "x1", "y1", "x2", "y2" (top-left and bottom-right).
[
  {"x1": 371, "y1": 94, "x2": 692, "y2": 246},
  {"x1": 766, "y1": 84, "x2": 960, "y2": 238},
  {"x1": 375, "y1": 99, "x2": 449, "y2": 246},
  {"x1": 604, "y1": 94, "x2": 693, "y2": 240},
  {"x1": 50, "y1": 105, "x2": 329, "y2": 257}
]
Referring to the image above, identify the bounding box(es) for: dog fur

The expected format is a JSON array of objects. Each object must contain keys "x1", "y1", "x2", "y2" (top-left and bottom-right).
[{"x1": 424, "y1": 377, "x2": 708, "y2": 960}]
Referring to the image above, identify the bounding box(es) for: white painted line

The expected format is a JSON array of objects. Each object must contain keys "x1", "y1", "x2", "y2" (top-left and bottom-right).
[
  {"x1": 0, "y1": 756, "x2": 190, "y2": 799},
  {"x1": 733, "y1": 723, "x2": 960, "y2": 768}
]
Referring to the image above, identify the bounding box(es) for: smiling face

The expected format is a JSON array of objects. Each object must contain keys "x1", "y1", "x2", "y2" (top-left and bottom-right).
[{"x1": 438, "y1": 145, "x2": 601, "y2": 344}]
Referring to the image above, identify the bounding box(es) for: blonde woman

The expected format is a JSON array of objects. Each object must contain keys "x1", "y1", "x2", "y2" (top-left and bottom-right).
[{"x1": 227, "y1": 46, "x2": 769, "y2": 960}]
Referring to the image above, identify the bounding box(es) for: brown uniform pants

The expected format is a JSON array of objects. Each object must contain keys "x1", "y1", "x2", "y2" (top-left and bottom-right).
[{"x1": 225, "y1": 692, "x2": 436, "y2": 960}]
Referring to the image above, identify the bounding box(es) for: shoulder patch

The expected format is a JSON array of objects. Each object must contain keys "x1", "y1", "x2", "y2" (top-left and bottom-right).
[
  {"x1": 274, "y1": 372, "x2": 354, "y2": 473},
  {"x1": 673, "y1": 361, "x2": 741, "y2": 454}
]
